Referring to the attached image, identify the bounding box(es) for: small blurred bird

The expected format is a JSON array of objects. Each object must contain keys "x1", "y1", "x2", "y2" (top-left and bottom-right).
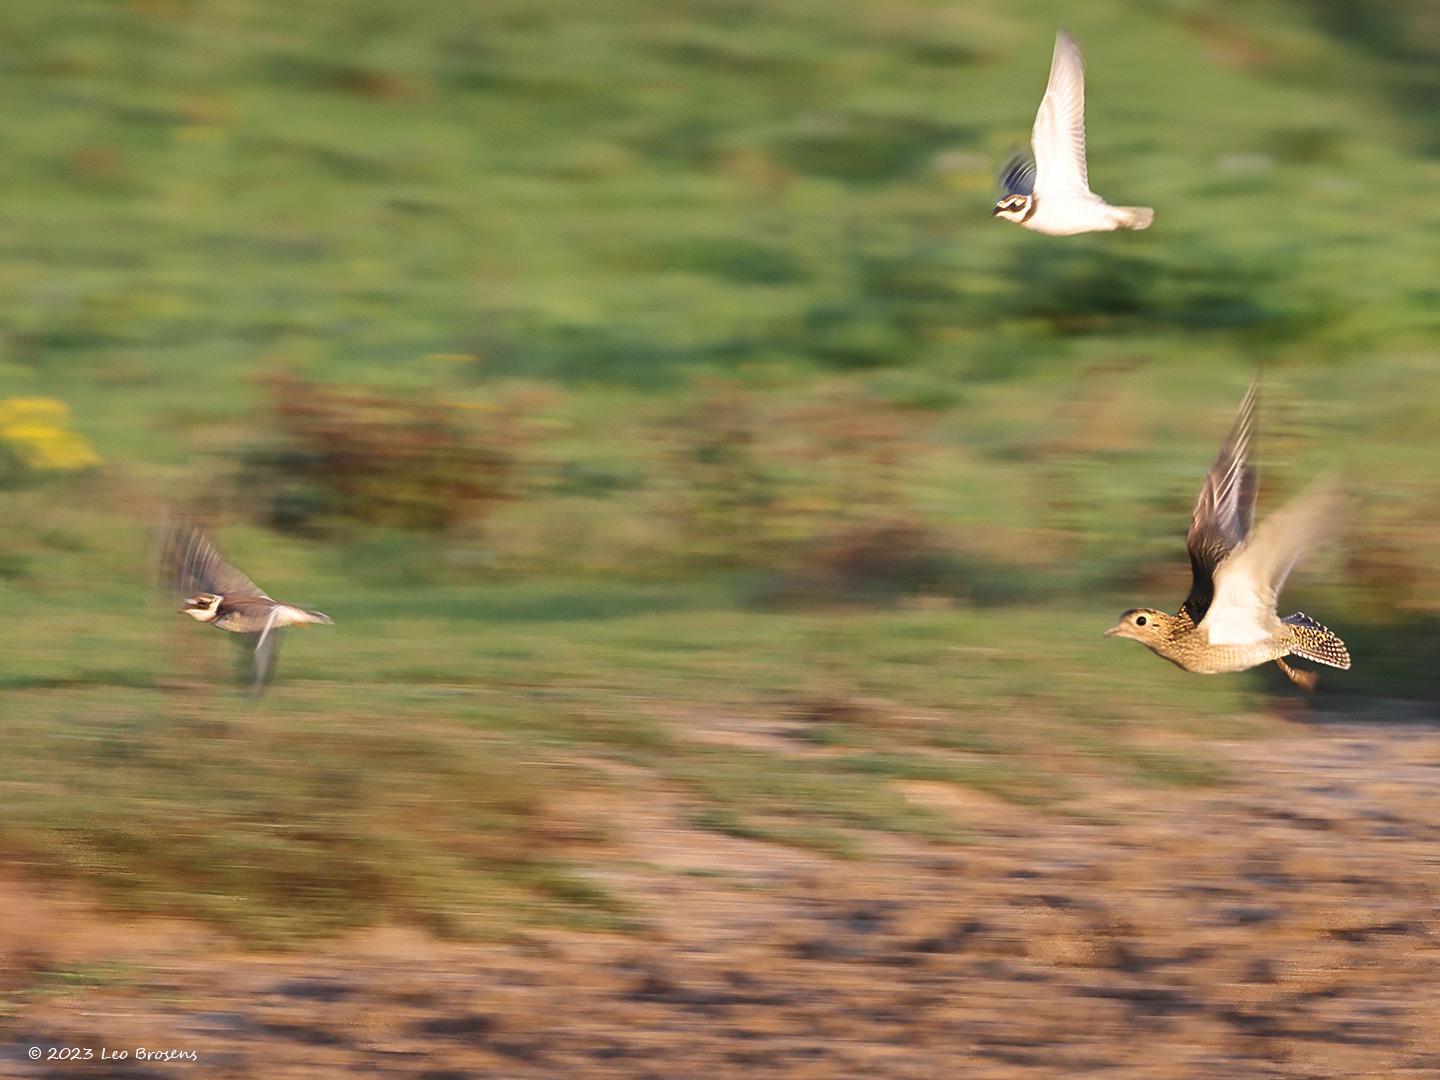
[
  {"x1": 160, "y1": 518, "x2": 333, "y2": 692},
  {"x1": 993, "y1": 31, "x2": 1154, "y2": 235},
  {"x1": 1104, "y1": 381, "x2": 1350, "y2": 689}
]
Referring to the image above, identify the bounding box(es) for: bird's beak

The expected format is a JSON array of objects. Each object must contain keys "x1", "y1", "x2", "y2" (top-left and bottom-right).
[{"x1": 1103, "y1": 625, "x2": 1123, "y2": 637}]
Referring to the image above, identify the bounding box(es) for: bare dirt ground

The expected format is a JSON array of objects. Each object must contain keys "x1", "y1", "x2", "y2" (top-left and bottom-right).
[{"x1": 5, "y1": 720, "x2": 1440, "y2": 1079}]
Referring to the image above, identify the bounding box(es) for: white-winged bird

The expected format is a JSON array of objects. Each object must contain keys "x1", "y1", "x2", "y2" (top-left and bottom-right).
[
  {"x1": 161, "y1": 518, "x2": 333, "y2": 692},
  {"x1": 1104, "y1": 381, "x2": 1350, "y2": 689},
  {"x1": 993, "y1": 31, "x2": 1154, "y2": 235}
]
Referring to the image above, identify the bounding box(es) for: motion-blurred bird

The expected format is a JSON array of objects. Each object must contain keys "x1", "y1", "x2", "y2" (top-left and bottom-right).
[
  {"x1": 161, "y1": 518, "x2": 333, "y2": 692},
  {"x1": 1104, "y1": 381, "x2": 1350, "y2": 689},
  {"x1": 993, "y1": 31, "x2": 1154, "y2": 235}
]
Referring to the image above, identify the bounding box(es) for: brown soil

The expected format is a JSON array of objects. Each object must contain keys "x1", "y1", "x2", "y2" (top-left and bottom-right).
[{"x1": 6, "y1": 722, "x2": 1440, "y2": 1078}]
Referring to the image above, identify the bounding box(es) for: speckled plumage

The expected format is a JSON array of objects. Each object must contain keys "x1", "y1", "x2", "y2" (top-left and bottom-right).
[{"x1": 1105, "y1": 381, "x2": 1350, "y2": 689}]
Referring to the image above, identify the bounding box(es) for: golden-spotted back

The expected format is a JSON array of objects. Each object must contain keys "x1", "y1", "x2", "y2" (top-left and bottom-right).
[{"x1": 1104, "y1": 380, "x2": 1349, "y2": 690}]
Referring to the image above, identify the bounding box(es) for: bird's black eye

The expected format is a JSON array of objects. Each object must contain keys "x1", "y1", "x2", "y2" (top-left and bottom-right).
[{"x1": 1135, "y1": 615, "x2": 1148, "y2": 626}]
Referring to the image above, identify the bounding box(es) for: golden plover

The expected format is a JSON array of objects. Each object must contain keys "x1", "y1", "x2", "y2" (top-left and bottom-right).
[{"x1": 1104, "y1": 381, "x2": 1349, "y2": 689}]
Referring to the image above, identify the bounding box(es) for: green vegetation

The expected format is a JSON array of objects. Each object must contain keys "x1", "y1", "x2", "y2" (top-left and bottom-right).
[{"x1": 1, "y1": 0, "x2": 1437, "y2": 941}]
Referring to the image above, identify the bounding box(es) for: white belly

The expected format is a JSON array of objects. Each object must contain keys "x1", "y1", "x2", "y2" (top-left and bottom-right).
[{"x1": 1024, "y1": 196, "x2": 1129, "y2": 236}]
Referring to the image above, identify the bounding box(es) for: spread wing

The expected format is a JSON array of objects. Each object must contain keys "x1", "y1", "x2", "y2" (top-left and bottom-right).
[
  {"x1": 160, "y1": 518, "x2": 270, "y2": 601},
  {"x1": 1180, "y1": 380, "x2": 1259, "y2": 624},
  {"x1": 1199, "y1": 482, "x2": 1340, "y2": 646},
  {"x1": 999, "y1": 152, "x2": 1036, "y2": 197},
  {"x1": 1030, "y1": 31, "x2": 1091, "y2": 198}
]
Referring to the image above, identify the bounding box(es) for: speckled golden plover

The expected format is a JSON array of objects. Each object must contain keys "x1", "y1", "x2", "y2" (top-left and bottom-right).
[
  {"x1": 1104, "y1": 381, "x2": 1349, "y2": 689},
  {"x1": 161, "y1": 518, "x2": 333, "y2": 690},
  {"x1": 993, "y1": 31, "x2": 1155, "y2": 235}
]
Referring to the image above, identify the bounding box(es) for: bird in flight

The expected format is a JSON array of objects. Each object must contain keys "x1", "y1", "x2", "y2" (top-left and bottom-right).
[
  {"x1": 1104, "y1": 381, "x2": 1349, "y2": 689},
  {"x1": 993, "y1": 31, "x2": 1155, "y2": 235},
  {"x1": 161, "y1": 518, "x2": 333, "y2": 692}
]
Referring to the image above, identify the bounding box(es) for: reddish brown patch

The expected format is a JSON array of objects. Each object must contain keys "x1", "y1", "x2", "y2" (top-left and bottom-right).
[{"x1": 7, "y1": 726, "x2": 1440, "y2": 1076}]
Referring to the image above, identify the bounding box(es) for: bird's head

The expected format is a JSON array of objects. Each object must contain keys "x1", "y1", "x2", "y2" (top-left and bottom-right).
[
  {"x1": 992, "y1": 193, "x2": 1035, "y2": 223},
  {"x1": 180, "y1": 592, "x2": 222, "y2": 621},
  {"x1": 1103, "y1": 608, "x2": 1171, "y2": 646}
]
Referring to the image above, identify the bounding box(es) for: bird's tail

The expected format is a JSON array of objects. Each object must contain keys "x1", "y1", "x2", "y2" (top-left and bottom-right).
[
  {"x1": 303, "y1": 609, "x2": 334, "y2": 626},
  {"x1": 1283, "y1": 613, "x2": 1350, "y2": 670},
  {"x1": 1112, "y1": 206, "x2": 1154, "y2": 230}
]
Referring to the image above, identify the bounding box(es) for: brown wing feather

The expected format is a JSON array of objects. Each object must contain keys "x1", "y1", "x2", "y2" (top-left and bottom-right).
[
  {"x1": 1180, "y1": 380, "x2": 1259, "y2": 623},
  {"x1": 213, "y1": 598, "x2": 282, "y2": 634},
  {"x1": 160, "y1": 518, "x2": 271, "y2": 601}
]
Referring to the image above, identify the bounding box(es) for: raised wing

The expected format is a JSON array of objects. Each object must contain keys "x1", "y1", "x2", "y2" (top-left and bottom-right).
[
  {"x1": 1179, "y1": 380, "x2": 1259, "y2": 624},
  {"x1": 1199, "y1": 482, "x2": 1340, "y2": 646},
  {"x1": 160, "y1": 517, "x2": 270, "y2": 601},
  {"x1": 999, "y1": 152, "x2": 1036, "y2": 197},
  {"x1": 1030, "y1": 31, "x2": 1090, "y2": 198}
]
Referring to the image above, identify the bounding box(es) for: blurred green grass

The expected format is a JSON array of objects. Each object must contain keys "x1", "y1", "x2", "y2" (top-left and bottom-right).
[
  {"x1": 0, "y1": 537, "x2": 1269, "y2": 942},
  {"x1": 1, "y1": 0, "x2": 1438, "y2": 941}
]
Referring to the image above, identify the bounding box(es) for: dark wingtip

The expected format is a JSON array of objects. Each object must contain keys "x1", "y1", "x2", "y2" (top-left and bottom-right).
[{"x1": 998, "y1": 152, "x2": 1036, "y2": 198}]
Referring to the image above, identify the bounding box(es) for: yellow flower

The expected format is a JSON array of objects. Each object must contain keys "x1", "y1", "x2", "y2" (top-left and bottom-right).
[
  {"x1": 0, "y1": 397, "x2": 69, "y2": 424},
  {"x1": 0, "y1": 397, "x2": 101, "y2": 473}
]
